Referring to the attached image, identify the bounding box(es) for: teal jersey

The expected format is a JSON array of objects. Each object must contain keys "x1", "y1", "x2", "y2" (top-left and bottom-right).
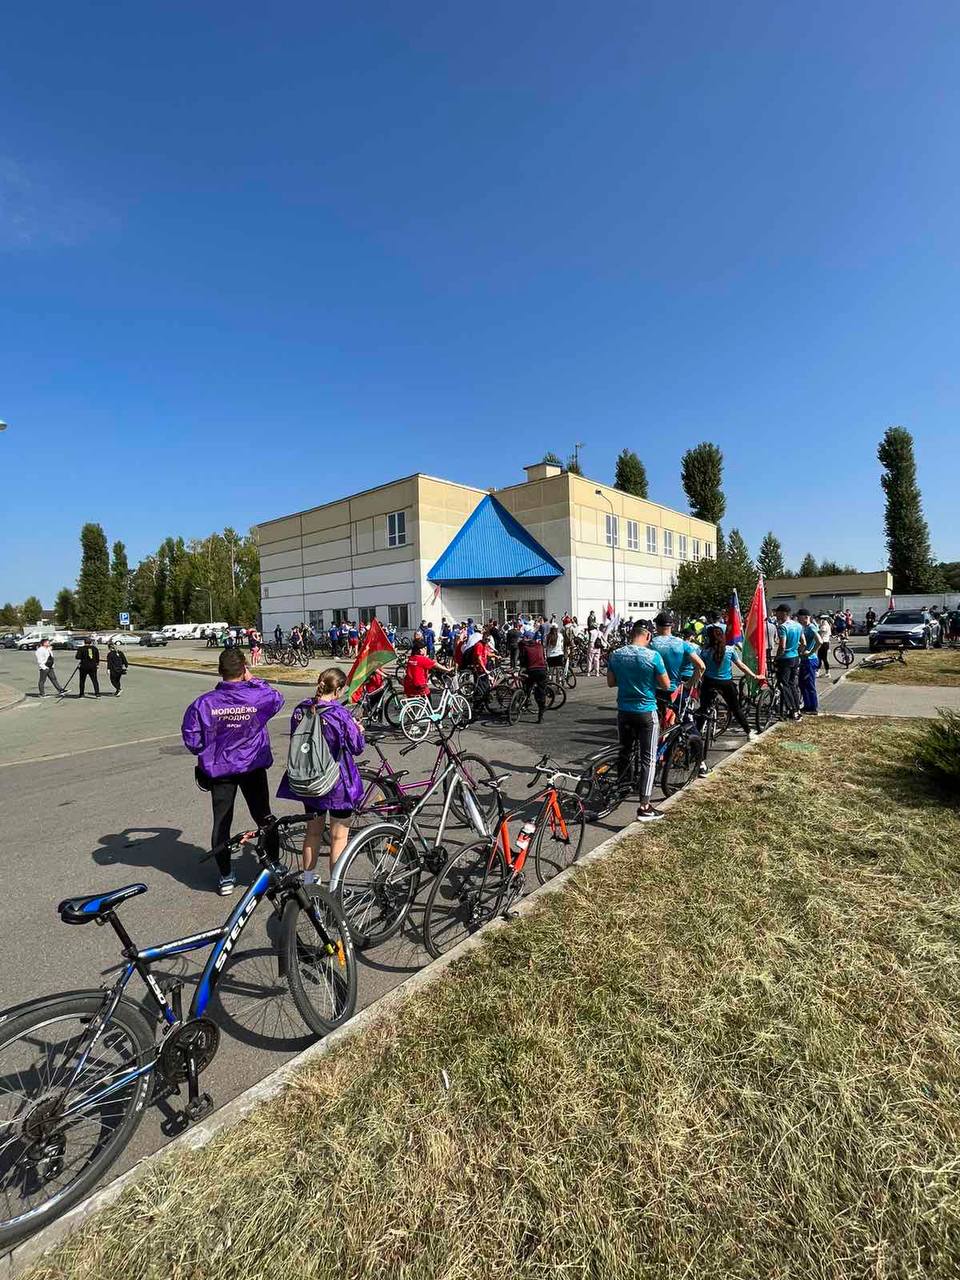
[
  {"x1": 700, "y1": 643, "x2": 737, "y2": 681},
  {"x1": 650, "y1": 635, "x2": 698, "y2": 690},
  {"x1": 800, "y1": 623, "x2": 820, "y2": 658},
  {"x1": 607, "y1": 645, "x2": 667, "y2": 714},
  {"x1": 778, "y1": 620, "x2": 802, "y2": 659}
]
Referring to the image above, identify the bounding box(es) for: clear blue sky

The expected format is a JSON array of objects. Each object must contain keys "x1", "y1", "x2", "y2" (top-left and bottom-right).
[{"x1": 3, "y1": 1, "x2": 959, "y2": 605}]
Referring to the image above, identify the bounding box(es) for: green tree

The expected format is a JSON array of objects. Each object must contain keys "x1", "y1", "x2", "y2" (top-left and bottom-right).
[
  {"x1": 940, "y1": 562, "x2": 960, "y2": 591},
  {"x1": 613, "y1": 448, "x2": 648, "y2": 498},
  {"x1": 129, "y1": 556, "x2": 158, "y2": 626},
  {"x1": 680, "y1": 442, "x2": 726, "y2": 525},
  {"x1": 666, "y1": 557, "x2": 726, "y2": 620},
  {"x1": 54, "y1": 588, "x2": 77, "y2": 626},
  {"x1": 798, "y1": 553, "x2": 818, "y2": 578},
  {"x1": 20, "y1": 595, "x2": 44, "y2": 624},
  {"x1": 541, "y1": 451, "x2": 563, "y2": 466},
  {"x1": 877, "y1": 426, "x2": 943, "y2": 592},
  {"x1": 110, "y1": 541, "x2": 130, "y2": 620},
  {"x1": 756, "y1": 532, "x2": 786, "y2": 579},
  {"x1": 724, "y1": 529, "x2": 756, "y2": 601},
  {"x1": 0, "y1": 603, "x2": 21, "y2": 627},
  {"x1": 816, "y1": 559, "x2": 859, "y2": 576},
  {"x1": 565, "y1": 454, "x2": 582, "y2": 476},
  {"x1": 76, "y1": 523, "x2": 112, "y2": 627}
]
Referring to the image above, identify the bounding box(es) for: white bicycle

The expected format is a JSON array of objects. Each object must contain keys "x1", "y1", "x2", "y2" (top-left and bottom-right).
[{"x1": 399, "y1": 683, "x2": 472, "y2": 742}]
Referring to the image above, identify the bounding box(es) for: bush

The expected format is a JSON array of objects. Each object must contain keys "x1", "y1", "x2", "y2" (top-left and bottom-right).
[{"x1": 914, "y1": 709, "x2": 960, "y2": 796}]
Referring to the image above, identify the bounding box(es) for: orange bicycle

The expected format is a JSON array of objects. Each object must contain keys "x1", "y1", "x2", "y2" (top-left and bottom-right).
[{"x1": 421, "y1": 755, "x2": 586, "y2": 957}]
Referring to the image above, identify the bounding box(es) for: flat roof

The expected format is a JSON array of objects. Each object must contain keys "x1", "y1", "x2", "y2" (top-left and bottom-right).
[{"x1": 255, "y1": 472, "x2": 487, "y2": 531}]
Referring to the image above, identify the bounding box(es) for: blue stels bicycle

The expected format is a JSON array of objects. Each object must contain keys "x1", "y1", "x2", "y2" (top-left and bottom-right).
[{"x1": 0, "y1": 815, "x2": 356, "y2": 1248}]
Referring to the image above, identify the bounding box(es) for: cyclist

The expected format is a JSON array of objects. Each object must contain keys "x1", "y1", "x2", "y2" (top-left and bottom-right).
[
  {"x1": 650, "y1": 610, "x2": 706, "y2": 766},
  {"x1": 518, "y1": 626, "x2": 549, "y2": 723},
  {"x1": 796, "y1": 608, "x2": 820, "y2": 714},
  {"x1": 817, "y1": 614, "x2": 832, "y2": 675},
  {"x1": 606, "y1": 619, "x2": 671, "y2": 822},
  {"x1": 545, "y1": 623, "x2": 565, "y2": 682},
  {"x1": 181, "y1": 647, "x2": 284, "y2": 895},
  {"x1": 865, "y1": 607, "x2": 877, "y2": 630},
  {"x1": 696, "y1": 624, "x2": 758, "y2": 739},
  {"x1": 276, "y1": 667, "x2": 365, "y2": 884},
  {"x1": 774, "y1": 604, "x2": 803, "y2": 721},
  {"x1": 403, "y1": 637, "x2": 453, "y2": 703}
]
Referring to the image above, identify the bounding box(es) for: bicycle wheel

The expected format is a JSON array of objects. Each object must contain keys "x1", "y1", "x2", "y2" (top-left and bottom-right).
[
  {"x1": 543, "y1": 685, "x2": 557, "y2": 710},
  {"x1": 660, "y1": 727, "x2": 701, "y2": 797},
  {"x1": 422, "y1": 839, "x2": 509, "y2": 959},
  {"x1": 564, "y1": 668, "x2": 578, "y2": 690},
  {"x1": 713, "y1": 701, "x2": 731, "y2": 737},
  {"x1": 754, "y1": 687, "x2": 779, "y2": 732},
  {"x1": 449, "y1": 752, "x2": 499, "y2": 826},
  {"x1": 506, "y1": 687, "x2": 526, "y2": 724},
  {"x1": 333, "y1": 823, "x2": 421, "y2": 949},
  {"x1": 0, "y1": 993, "x2": 154, "y2": 1248},
  {"x1": 355, "y1": 769, "x2": 403, "y2": 827},
  {"x1": 296, "y1": 649, "x2": 309, "y2": 668},
  {"x1": 381, "y1": 689, "x2": 404, "y2": 729},
  {"x1": 400, "y1": 700, "x2": 432, "y2": 743},
  {"x1": 448, "y1": 693, "x2": 472, "y2": 729},
  {"x1": 833, "y1": 644, "x2": 854, "y2": 669},
  {"x1": 549, "y1": 682, "x2": 567, "y2": 709},
  {"x1": 575, "y1": 748, "x2": 621, "y2": 818},
  {"x1": 281, "y1": 884, "x2": 357, "y2": 1037},
  {"x1": 532, "y1": 793, "x2": 586, "y2": 883}
]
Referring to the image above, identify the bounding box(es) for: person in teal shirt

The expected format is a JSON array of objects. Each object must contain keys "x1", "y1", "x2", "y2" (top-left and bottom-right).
[
  {"x1": 796, "y1": 607, "x2": 821, "y2": 714},
  {"x1": 606, "y1": 620, "x2": 671, "y2": 821},
  {"x1": 696, "y1": 625, "x2": 758, "y2": 741},
  {"x1": 774, "y1": 604, "x2": 803, "y2": 718},
  {"x1": 650, "y1": 611, "x2": 705, "y2": 695}
]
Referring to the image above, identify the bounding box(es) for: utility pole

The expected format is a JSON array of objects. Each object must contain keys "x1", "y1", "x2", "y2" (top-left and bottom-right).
[{"x1": 573, "y1": 441, "x2": 585, "y2": 471}]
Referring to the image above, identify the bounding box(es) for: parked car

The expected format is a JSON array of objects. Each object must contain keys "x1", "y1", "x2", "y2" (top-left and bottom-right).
[
  {"x1": 868, "y1": 610, "x2": 941, "y2": 651},
  {"x1": 0, "y1": 634, "x2": 19, "y2": 649},
  {"x1": 17, "y1": 634, "x2": 42, "y2": 650},
  {"x1": 110, "y1": 632, "x2": 142, "y2": 646},
  {"x1": 64, "y1": 636, "x2": 93, "y2": 650},
  {"x1": 139, "y1": 631, "x2": 168, "y2": 647}
]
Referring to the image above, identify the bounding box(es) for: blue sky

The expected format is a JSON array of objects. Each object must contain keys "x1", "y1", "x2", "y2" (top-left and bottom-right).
[{"x1": 2, "y1": 2, "x2": 959, "y2": 605}]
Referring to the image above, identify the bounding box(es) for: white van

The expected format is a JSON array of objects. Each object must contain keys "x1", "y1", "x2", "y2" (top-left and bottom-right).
[{"x1": 162, "y1": 624, "x2": 199, "y2": 639}]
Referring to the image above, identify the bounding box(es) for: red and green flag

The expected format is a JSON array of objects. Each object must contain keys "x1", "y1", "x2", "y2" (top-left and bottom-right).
[
  {"x1": 344, "y1": 618, "x2": 396, "y2": 701},
  {"x1": 741, "y1": 575, "x2": 768, "y2": 682}
]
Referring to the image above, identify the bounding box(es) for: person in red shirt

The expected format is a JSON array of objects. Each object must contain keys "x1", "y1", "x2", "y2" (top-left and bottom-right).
[{"x1": 403, "y1": 639, "x2": 453, "y2": 699}]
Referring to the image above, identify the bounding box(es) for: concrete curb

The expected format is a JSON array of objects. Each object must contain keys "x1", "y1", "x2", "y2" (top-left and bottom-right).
[
  {"x1": 0, "y1": 684, "x2": 25, "y2": 714},
  {"x1": 0, "y1": 720, "x2": 785, "y2": 1278}
]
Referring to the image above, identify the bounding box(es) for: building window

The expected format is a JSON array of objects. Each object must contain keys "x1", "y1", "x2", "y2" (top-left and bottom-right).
[
  {"x1": 387, "y1": 511, "x2": 407, "y2": 548},
  {"x1": 333, "y1": 608, "x2": 350, "y2": 626},
  {"x1": 704, "y1": 541, "x2": 713, "y2": 560},
  {"x1": 692, "y1": 538, "x2": 702, "y2": 562},
  {"x1": 308, "y1": 610, "x2": 324, "y2": 631},
  {"x1": 605, "y1": 513, "x2": 619, "y2": 547},
  {"x1": 678, "y1": 534, "x2": 688, "y2": 561},
  {"x1": 646, "y1": 525, "x2": 658, "y2": 555},
  {"x1": 388, "y1": 603, "x2": 410, "y2": 630},
  {"x1": 626, "y1": 520, "x2": 639, "y2": 551},
  {"x1": 663, "y1": 530, "x2": 674, "y2": 558},
  {"x1": 358, "y1": 606, "x2": 377, "y2": 625}
]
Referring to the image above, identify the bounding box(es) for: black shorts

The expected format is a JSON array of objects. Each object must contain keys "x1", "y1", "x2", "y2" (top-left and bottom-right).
[
  {"x1": 547, "y1": 655, "x2": 564, "y2": 667},
  {"x1": 305, "y1": 806, "x2": 353, "y2": 820}
]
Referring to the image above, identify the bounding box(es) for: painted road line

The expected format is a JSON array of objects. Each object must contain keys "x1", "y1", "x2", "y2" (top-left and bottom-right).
[{"x1": 0, "y1": 733, "x2": 184, "y2": 770}]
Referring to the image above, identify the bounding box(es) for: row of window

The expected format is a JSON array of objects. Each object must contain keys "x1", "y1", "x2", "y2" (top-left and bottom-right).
[
  {"x1": 308, "y1": 604, "x2": 411, "y2": 631},
  {"x1": 604, "y1": 514, "x2": 712, "y2": 561}
]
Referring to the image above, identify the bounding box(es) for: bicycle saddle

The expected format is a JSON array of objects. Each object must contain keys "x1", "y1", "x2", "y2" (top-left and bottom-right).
[{"x1": 58, "y1": 884, "x2": 147, "y2": 925}]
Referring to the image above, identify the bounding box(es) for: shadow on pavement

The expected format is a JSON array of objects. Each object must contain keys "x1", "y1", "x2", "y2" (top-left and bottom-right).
[{"x1": 91, "y1": 826, "x2": 243, "y2": 892}]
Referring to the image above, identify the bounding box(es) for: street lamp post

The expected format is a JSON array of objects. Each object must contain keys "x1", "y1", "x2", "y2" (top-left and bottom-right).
[
  {"x1": 595, "y1": 488, "x2": 616, "y2": 619},
  {"x1": 194, "y1": 586, "x2": 214, "y2": 624}
]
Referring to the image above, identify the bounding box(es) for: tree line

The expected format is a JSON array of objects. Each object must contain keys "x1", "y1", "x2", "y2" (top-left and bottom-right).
[
  {"x1": 540, "y1": 427, "x2": 949, "y2": 618},
  {"x1": 0, "y1": 525, "x2": 262, "y2": 632}
]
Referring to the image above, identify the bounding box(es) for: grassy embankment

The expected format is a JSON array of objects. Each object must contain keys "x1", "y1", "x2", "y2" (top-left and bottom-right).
[
  {"x1": 849, "y1": 647, "x2": 960, "y2": 687},
  {"x1": 124, "y1": 652, "x2": 322, "y2": 684},
  {"x1": 28, "y1": 718, "x2": 960, "y2": 1280}
]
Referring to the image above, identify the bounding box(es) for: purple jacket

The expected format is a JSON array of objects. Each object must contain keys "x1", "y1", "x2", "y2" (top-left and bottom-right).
[
  {"x1": 276, "y1": 699, "x2": 365, "y2": 812},
  {"x1": 181, "y1": 678, "x2": 285, "y2": 778}
]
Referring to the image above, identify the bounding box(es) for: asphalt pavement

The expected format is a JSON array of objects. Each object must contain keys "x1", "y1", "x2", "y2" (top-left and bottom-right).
[{"x1": 0, "y1": 645, "x2": 770, "y2": 1194}]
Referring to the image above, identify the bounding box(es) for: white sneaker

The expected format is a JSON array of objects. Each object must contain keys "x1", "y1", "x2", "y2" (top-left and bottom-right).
[
  {"x1": 698, "y1": 762, "x2": 708, "y2": 776},
  {"x1": 218, "y1": 875, "x2": 236, "y2": 896},
  {"x1": 748, "y1": 730, "x2": 758, "y2": 742}
]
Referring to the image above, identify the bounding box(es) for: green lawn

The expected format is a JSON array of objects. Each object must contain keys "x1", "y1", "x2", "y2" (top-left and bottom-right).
[
  {"x1": 28, "y1": 718, "x2": 960, "y2": 1280},
  {"x1": 849, "y1": 646, "x2": 960, "y2": 687}
]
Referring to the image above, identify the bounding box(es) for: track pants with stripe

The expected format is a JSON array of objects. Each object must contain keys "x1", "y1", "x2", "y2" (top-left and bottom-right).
[{"x1": 617, "y1": 709, "x2": 659, "y2": 803}]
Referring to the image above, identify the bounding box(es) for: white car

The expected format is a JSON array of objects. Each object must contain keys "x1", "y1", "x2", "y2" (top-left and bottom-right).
[{"x1": 110, "y1": 632, "x2": 142, "y2": 646}]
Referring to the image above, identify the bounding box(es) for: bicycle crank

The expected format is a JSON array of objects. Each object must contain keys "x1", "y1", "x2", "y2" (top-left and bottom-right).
[{"x1": 157, "y1": 1017, "x2": 220, "y2": 1086}]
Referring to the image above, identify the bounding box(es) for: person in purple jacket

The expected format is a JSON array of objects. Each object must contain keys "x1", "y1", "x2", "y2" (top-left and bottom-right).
[
  {"x1": 276, "y1": 667, "x2": 365, "y2": 885},
  {"x1": 181, "y1": 647, "x2": 285, "y2": 895}
]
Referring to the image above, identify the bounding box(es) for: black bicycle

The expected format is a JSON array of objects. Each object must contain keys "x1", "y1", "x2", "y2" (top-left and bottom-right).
[{"x1": 0, "y1": 817, "x2": 356, "y2": 1247}]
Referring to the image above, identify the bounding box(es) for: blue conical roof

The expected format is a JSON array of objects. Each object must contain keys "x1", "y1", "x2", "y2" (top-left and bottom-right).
[{"x1": 427, "y1": 495, "x2": 564, "y2": 586}]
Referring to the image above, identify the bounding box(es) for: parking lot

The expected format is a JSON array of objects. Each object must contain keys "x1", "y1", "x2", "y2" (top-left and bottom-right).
[{"x1": 0, "y1": 644, "x2": 808, "y2": 1196}]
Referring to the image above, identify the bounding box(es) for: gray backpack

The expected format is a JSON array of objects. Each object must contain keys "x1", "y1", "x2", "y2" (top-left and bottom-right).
[{"x1": 285, "y1": 705, "x2": 341, "y2": 797}]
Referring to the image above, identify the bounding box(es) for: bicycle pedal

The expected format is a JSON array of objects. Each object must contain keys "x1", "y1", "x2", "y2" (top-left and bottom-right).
[{"x1": 184, "y1": 1092, "x2": 214, "y2": 1124}]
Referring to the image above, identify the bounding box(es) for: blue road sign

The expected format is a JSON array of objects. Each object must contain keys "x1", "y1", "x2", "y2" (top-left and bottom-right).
[{"x1": 119, "y1": 612, "x2": 130, "y2": 625}]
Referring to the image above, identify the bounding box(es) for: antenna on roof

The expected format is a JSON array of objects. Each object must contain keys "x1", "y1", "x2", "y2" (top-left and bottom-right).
[{"x1": 572, "y1": 442, "x2": 585, "y2": 470}]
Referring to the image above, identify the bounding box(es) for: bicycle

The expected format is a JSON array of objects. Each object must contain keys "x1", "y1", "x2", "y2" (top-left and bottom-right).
[
  {"x1": 399, "y1": 682, "x2": 472, "y2": 742},
  {"x1": 329, "y1": 736, "x2": 492, "y2": 949},
  {"x1": 0, "y1": 816, "x2": 356, "y2": 1248},
  {"x1": 421, "y1": 756, "x2": 586, "y2": 958},
  {"x1": 859, "y1": 646, "x2": 907, "y2": 670},
  {"x1": 832, "y1": 635, "x2": 855, "y2": 669},
  {"x1": 355, "y1": 733, "x2": 501, "y2": 829}
]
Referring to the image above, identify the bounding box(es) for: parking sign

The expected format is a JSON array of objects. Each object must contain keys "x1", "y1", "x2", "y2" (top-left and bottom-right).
[{"x1": 119, "y1": 612, "x2": 130, "y2": 626}]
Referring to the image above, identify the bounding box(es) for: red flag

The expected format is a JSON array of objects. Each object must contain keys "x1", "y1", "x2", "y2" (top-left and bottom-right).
[
  {"x1": 344, "y1": 618, "x2": 396, "y2": 701},
  {"x1": 741, "y1": 576, "x2": 767, "y2": 681},
  {"x1": 604, "y1": 601, "x2": 614, "y2": 621}
]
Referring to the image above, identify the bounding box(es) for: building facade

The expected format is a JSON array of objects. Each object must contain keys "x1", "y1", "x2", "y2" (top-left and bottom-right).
[
  {"x1": 256, "y1": 464, "x2": 716, "y2": 634},
  {"x1": 766, "y1": 571, "x2": 894, "y2": 618}
]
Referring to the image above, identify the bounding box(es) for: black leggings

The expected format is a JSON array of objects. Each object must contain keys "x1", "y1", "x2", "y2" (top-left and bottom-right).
[
  {"x1": 207, "y1": 768, "x2": 277, "y2": 876},
  {"x1": 817, "y1": 642, "x2": 830, "y2": 673},
  {"x1": 697, "y1": 677, "x2": 751, "y2": 735}
]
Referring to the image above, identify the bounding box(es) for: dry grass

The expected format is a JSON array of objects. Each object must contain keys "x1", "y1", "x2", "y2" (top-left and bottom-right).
[
  {"x1": 849, "y1": 647, "x2": 960, "y2": 687},
  {"x1": 124, "y1": 653, "x2": 320, "y2": 684},
  {"x1": 26, "y1": 719, "x2": 960, "y2": 1280}
]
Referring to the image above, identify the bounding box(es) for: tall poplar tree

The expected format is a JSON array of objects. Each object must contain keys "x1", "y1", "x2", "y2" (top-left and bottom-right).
[
  {"x1": 110, "y1": 541, "x2": 130, "y2": 620},
  {"x1": 614, "y1": 449, "x2": 649, "y2": 499},
  {"x1": 877, "y1": 426, "x2": 942, "y2": 592},
  {"x1": 680, "y1": 443, "x2": 726, "y2": 525},
  {"x1": 76, "y1": 523, "x2": 111, "y2": 627}
]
